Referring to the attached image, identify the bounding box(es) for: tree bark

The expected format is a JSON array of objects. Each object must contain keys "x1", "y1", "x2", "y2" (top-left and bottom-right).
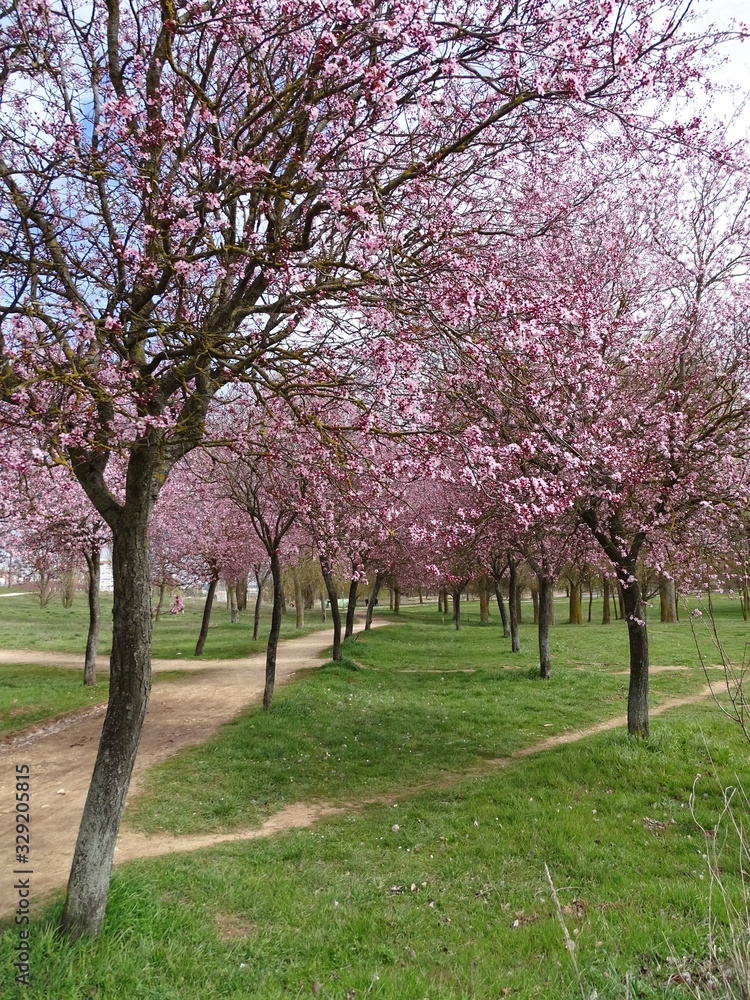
[
  {"x1": 37, "y1": 569, "x2": 53, "y2": 609},
  {"x1": 83, "y1": 547, "x2": 101, "y2": 687},
  {"x1": 618, "y1": 583, "x2": 626, "y2": 619},
  {"x1": 622, "y1": 576, "x2": 649, "y2": 737},
  {"x1": 236, "y1": 573, "x2": 248, "y2": 612},
  {"x1": 568, "y1": 581, "x2": 582, "y2": 624},
  {"x1": 602, "y1": 578, "x2": 611, "y2": 624},
  {"x1": 60, "y1": 508, "x2": 152, "y2": 940},
  {"x1": 587, "y1": 580, "x2": 593, "y2": 622},
  {"x1": 320, "y1": 591, "x2": 327, "y2": 622},
  {"x1": 418, "y1": 587, "x2": 423, "y2": 604},
  {"x1": 263, "y1": 551, "x2": 283, "y2": 710},
  {"x1": 321, "y1": 565, "x2": 342, "y2": 661},
  {"x1": 344, "y1": 576, "x2": 358, "y2": 638},
  {"x1": 479, "y1": 585, "x2": 490, "y2": 624},
  {"x1": 252, "y1": 570, "x2": 263, "y2": 641},
  {"x1": 394, "y1": 585, "x2": 400, "y2": 615},
  {"x1": 228, "y1": 582, "x2": 239, "y2": 623},
  {"x1": 292, "y1": 566, "x2": 304, "y2": 629},
  {"x1": 437, "y1": 589, "x2": 444, "y2": 614},
  {"x1": 365, "y1": 572, "x2": 382, "y2": 630},
  {"x1": 493, "y1": 580, "x2": 510, "y2": 637},
  {"x1": 659, "y1": 576, "x2": 677, "y2": 623},
  {"x1": 531, "y1": 585, "x2": 539, "y2": 625},
  {"x1": 154, "y1": 581, "x2": 166, "y2": 622},
  {"x1": 508, "y1": 556, "x2": 520, "y2": 652},
  {"x1": 195, "y1": 570, "x2": 218, "y2": 655},
  {"x1": 538, "y1": 576, "x2": 554, "y2": 679},
  {"x1": 452, "y1": 589, "x2": 461, "y2": 631}
]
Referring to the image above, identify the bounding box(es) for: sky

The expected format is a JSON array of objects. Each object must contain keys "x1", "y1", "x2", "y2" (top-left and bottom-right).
[{"x1": 699, "y1": 0, "x2": 749, "y2": 136}]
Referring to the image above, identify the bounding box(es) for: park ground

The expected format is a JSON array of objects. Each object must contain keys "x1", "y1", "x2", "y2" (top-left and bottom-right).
[{"x1": 0, "y1": 590, "x2": 748, "y2": 998}]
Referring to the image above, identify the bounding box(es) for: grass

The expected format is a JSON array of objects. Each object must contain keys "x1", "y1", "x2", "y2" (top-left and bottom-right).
[
  {"x1": 1, "y1": 707, "x2": 747, "y2": 999},
  {"x1": 126, "y1": 612, "x2": 712, "y2": 836},
  {"x1": 0, "y1": 587, "x2": 330, "y2": 660},
  {"x1": 0, "y1": 666, "x2": 190, "y2": 736},
  {"x1": 388, "y1": 593, "x2": 750, "y2": 672},
  {"x1": 1, "y1": 592, "x2": 749, "y2": 998},
  {"x1": 0, "y1": 588, "x2": 331, "y2": 737}
]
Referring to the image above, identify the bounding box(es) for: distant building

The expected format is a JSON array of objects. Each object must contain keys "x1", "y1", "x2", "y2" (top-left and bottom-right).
[{"x1": 100, "y1": 546, "x2": 114, "y2": 591}]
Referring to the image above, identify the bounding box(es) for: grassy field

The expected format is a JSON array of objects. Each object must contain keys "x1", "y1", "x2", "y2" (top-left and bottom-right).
[
  {"x1": 0, "y1": 587, "x2": 329, "y2": 660},
  {"x1": 0, "y1": 588, "x2": 332, "y2": 736},
  {"x1": 0, "y1": 593, "x2": 749, "y2": 998},
  {"x1": 0, "y1": 665, "x2": 191, "y2": 736}
]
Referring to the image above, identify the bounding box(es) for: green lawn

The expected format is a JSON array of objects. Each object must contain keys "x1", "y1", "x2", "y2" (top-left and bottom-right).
[
  {"x1": 0, "y1": 588, "x2": 331, "y2": 737},
  {"x1": 1, "y1": 593, "x2": 749, "y2": 998},
  {"x1": 127, "y1": 610, "x2": 715, "y2": 836},
  {"x1": 2, "y1": 706, "x2": 747, "y2": 999},
  {"x1": 0, "y1": 665, "x2": 188, "y2": 736},
  {"x1": 0, "y1": 588, "x2": 329, "y2": 660}
]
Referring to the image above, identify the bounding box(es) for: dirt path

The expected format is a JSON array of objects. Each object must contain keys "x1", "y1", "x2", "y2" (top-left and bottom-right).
[
  {"x1": 0, "y1": 645, "x2": 716, "y2": 919},
  {"x1": 0, "y1": 621, "x2": 384, "y2": 914}
]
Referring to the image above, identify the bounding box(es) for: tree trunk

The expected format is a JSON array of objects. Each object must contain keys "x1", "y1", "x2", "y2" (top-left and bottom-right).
[
  {"x1": 344, "y1": 577, "x2": 358, "y2": 638},
  {"x1": 453, "y1": 590, "x2": 461, "y2": 631},
  {"x1": 60, "y1": 566, "x2": 76, "y2": 608},
  {"x1": 292, "y1": 566, "x2": 304, "y2": 629},
  {"x1": 494, "y1": 580, "x2": 510, "y2": 637},
  {"x1": 320, "y1": 591, "x2": 327, "y2": 623},
  {"x1": 743, "y1": 583, "x2": 749, "y2": 621},
  {"x1": 418, "y1": 587, "x2": 423, "y2": 604},
  {"x1": 60, "y1": 509, "x2": 152, "y2": 940},
  {"x1": 389, "y1": 586, "x2": 393, "y2": 611},
  {"x1": 587, "y1": 581, "x2": 593, "y2": 622},
  {"x1": 154, "y1": 581, "x2": 166, "y2": 622},
  {"x1": 263, "y1": 551, "x2": 283, "y2": 710},
  {"x1": 83, "y1": 548, "x2": 101, "y2": 687},
  {"x1": 365, "y1": 572, "x2": 382, "y2": 630},
  {"x1": 195, "y1": 571, "x2": 219, "y2": 656},
  {"x1": 228, "y1": 583, "x2": 239, "y2": 624},
  {"x1": 479, "y1": 585, "x2": 490, "y2": 624},
  {"x1": 322, "y1": 566, "x2": 342, "y2": 661},
  {"x1": 236, "y1": 573, "x2": 248, "y2": 612},
  {"x1": 659, "y1": 576, "x2": 677, "y2": 623},
  {"x1": 568, "y1": 581, "x2": 582, "y2": 624},
  {"x1": 253, "y1": 571, "x2": 263, "y2": 641},
  {"x1": 538, "y1": 576, "x2": 554, "y2": 680},
  {"x1": 508, "y1": 556, "x2": 520, "y2": 652},
  {"x1": 618, "y1": 584, "x2": 626, "y2": 619},
  {"x1": 531, "y1": 585, "x2": 539, "y2": 624},
  {"x1": 674, "y1": 586, "x2": 680, "y2": 622},
  {"x1": 621, "y1": 576, "x2": 649, "y2": 737},
  {"x1": 394, "y1": 585, "x2": 400, "y2": 615},
  {"x1": 437, "y1": 590, "x2": 444, "y2": 614},
  {"x1": 602, "y1": 578, "x2": 611, "y2": 624},
  {"x1": 38, "y1": 570, "x2": 53, "y2": 609}
]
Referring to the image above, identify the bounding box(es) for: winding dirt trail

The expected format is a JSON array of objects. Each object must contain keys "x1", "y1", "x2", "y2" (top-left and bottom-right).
[
  {"x1": 0, "y1": 632, "x2": 715, "y2": 918},
  {"x1": 0, "y1": 622, "x2": 383, "y2": 915}
]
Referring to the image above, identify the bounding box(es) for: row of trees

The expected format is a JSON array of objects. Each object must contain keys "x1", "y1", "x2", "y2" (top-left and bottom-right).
[{"x1": 0, "y1": 0, "x2": 746, "y2": 942}]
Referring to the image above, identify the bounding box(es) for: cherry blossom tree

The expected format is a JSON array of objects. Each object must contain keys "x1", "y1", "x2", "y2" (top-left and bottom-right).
[{"x1": 0, "y1": 0, "x2": 724, "y2": 939}]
